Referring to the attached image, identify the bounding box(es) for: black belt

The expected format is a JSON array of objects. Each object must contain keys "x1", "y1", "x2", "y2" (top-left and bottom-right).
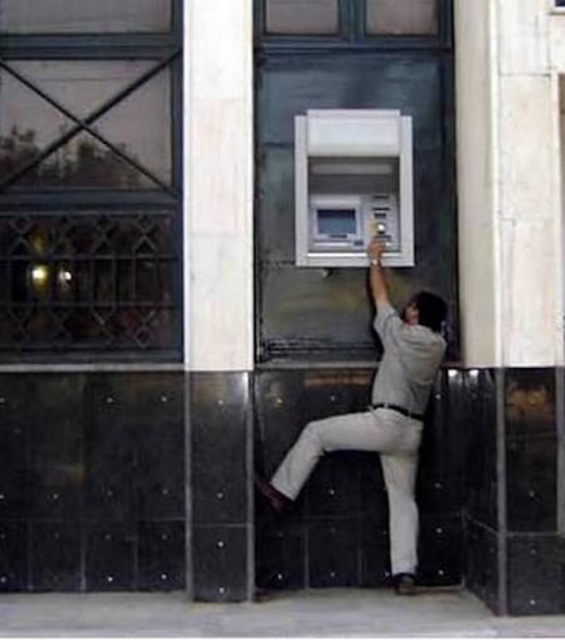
[{"x1": 371, "y1": 403, "x2": 425, "y2": 421}]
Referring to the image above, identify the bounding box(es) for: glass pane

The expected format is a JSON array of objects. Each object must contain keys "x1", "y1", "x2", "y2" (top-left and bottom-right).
[
  {"x1": 0, "y1": 61, "x2": 171, "y2": 189},
  {"x1": 95, "y1": 69, "x2": 172, "y2": 185},
  {"x1": 266, "y1": 0, "x2": 339, "y2": 35},
  {"x1": 366, "y1": 0, "x2": 438, "y2": 35},
  {"x1": 0, "y1": 0, "x2": 172, "y2": 34},
  {"x1": 0, "y1": 70, "x2": 73, "y2": 182},
  {"x1": 9, "y1": 60, "x2": 156, "y2": 119},
  {"x1": 10, "y1": 131, "x2": 156, "y2": 190}
]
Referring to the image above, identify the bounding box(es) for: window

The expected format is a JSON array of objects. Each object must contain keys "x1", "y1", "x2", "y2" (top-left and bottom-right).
[
  {"x1": 0, "y1": 2, "x2": 182, "y2": 360},
  {"x1": 0, "y1": 61, "x2": 172, "y2": 190},
  {"x1": 260, "y1": 0, "x2": 444, "y2": 41},
  {"x1": 265, "y1": 0, "x2": 339, "y2": 35},
  {"x1": 0, "y1": 0, "x2": 172, "y2": 34},
  {"x1": 366, "y1": 0, "x2": 438, "y2": 36}
]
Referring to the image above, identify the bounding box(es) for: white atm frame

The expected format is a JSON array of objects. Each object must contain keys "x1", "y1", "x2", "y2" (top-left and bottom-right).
[{"x1": 295, "y1": 109, "x2": 415, "y2": 268}]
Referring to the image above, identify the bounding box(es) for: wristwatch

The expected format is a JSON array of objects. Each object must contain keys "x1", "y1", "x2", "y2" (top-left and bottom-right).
[{"x1": 370, "y1": 257, "x2": 380, "y2": 267}]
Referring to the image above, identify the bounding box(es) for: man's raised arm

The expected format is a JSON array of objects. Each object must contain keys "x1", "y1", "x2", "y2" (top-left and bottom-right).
[{"x1": 367, "y1": 239, "x2": 389, "y2": 307}]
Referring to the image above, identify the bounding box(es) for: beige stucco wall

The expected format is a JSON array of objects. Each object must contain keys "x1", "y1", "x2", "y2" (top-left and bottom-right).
[
  {"x1": 184, "y1": 0, "x2": 254, "y2": 371},
  {"x1": 456, "y1": 0, "x2": 565, "y2": 367}
]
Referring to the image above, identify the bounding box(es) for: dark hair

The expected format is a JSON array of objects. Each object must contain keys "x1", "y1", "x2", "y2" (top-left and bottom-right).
[{"x1": 411, "y1": 291, "x2": 447, "y2": 333}]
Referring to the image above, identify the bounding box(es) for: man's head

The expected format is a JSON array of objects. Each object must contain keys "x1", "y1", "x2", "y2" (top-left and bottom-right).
[{"x1": 403, "y1": 291, "x2": 447, "y2": 333}]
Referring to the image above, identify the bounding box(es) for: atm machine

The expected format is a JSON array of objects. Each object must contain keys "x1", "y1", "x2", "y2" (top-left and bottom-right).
[{"x1": 294, "y1": 109, "x2": 415, "y2": 268}]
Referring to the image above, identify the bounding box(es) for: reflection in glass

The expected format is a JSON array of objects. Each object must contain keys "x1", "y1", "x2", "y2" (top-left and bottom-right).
[
  {"x1": 366, "y1": 0, "x2": 438, "y2": 35},
  {"x1": 0, "y1": 61, "x2": 171, "y2": 189},
  {"x1": 0, "y1": 214, "x2": 177, "y2": 350},
  {"x1": 8, "y1": 60, "x2": 156, "y2": 118},
  {"x1": 266, "y1": 0, "x2": 339, "y2": 35},
  {"x1": 10, "y1": 132, "x2": 155, "y2": 190},
  {"x1": 0, "y1": 0, "x2": 172, "y2": 34},
  {"x1": 0, "y1": 70, "x2": 72, "y2": 180},
  {"x1": 95, "y1": 69, "x2": 172, "y2": 185}
]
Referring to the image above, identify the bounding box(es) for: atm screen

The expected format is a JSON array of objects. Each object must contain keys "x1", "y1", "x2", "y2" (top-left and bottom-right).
[{"x1": 317, "y1": 209, "x2": 357, "y2": 237}]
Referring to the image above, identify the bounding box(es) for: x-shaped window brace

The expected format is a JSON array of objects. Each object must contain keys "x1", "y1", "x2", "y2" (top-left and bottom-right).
[{"x1": 0, "y1": 49, "x2": 181, "y2": 196}]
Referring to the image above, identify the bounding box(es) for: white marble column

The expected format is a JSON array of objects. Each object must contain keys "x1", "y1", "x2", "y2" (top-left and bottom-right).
[
  {"x1": 455, "y1": 0, "x2": 565, "y2": 367},
  {"x1": 184, "y1": 0, "x2": 254, "y2": 371}
]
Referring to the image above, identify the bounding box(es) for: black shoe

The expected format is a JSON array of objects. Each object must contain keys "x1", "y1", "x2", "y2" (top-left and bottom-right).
[
  {"x1": 393, "y1": 573, "x2": 417, "y2": 596},
  {"x1": 254, "y1": 474, "x2": 291, "y2": 515}
]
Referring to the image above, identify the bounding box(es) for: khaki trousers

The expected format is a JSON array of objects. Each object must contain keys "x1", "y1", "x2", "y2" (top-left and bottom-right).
[{"x1": 271, "y1": 408, "x2": 423, "y2": 576}]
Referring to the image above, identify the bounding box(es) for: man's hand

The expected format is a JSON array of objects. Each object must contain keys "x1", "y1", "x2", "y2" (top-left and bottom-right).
[
  {"x1": 367, "y1": 239, "x2": 389, "y2": 306},
  {"x1": 367, "y1": 238, "x2": 387, "y2": 264}
]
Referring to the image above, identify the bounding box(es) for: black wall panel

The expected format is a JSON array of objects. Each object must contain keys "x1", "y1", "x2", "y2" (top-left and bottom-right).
[
  {"x1": 192, "y1": 526, "x2": 248, "y2": 602},
  {"x1": 465, "y1": 370, "x2": 498, "y2": 529},
  {"x1": 29, "y1": 375, "x2": 85, "y2": 520},
  {"x1": 86, "y1": 373, "x2": 185, "y2": 522},
  {"x1": 0, "y1": 522, "x2": 28, "y2": 592},
  {"x1": 507, "y1": 536, "x2": 565, "y2": 616},
  {"x1": 138, "y1": 521, "x2": 186, "y2": 591},
  {"x1": 359, "y1": 516, "x2": 390, "y2": 587},
  {"x1": 308, "y1": 520, "x2": 359, "y2": 588},
  {"x1": 505, "y1": 369, "x2": 557, "y2": 533},
  {"x1": 0, "y1": 371, "x2": 186, "y2": 594},
  {"x1": 191, "y1": 373, "x2": 250, "y2": 526},
  {"x1": 254, "y1": 369, "x2": 374, "y2": 477},
  {"x1": 30, "y1": 522, "x2": 81, "y2": 592},
  {"x1": 465, "y1": 519, "x2": 499, "y2": 614},
  {"x1": 254, "y1": 367, "x2": 468, "y2": 593},
  {"x1": 85, "y1": 523, "x2": 136, "y2": 591},
  {"x1": 418, "y1": 512, "x2": 463, "y2": 586},
  {"x1": 256, "y1": 53, "x2": 457, "y2": 362},
  {"x1": 256, "y1": 519, "x2": 306, "y2": 591}
]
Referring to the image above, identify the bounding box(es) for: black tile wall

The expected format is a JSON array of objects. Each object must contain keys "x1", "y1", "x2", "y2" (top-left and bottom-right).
[
  {"x1": 255, "y1": 519, "x2": 305, "y2": 590},
  {"x1": 418, "y1": 371, "x2": 465, "y2": 514},
  {"x1": 192, "y1": 526, "x2": 248, "y2": 602},
  {"x1": 0, "y1": 371, "x2": 186, "y2": 594},
  {"x1": 254, "y1": 370, "x2": 373, "y2": 478},
  {"x1": 308, "y1": 520, "x2": 359, "y2": 588},
  {"x1": 190, "y1": 373, "x2": 252, "y2": 601},
  {"x1": 505, "y1": 369, "x2": 557, "y2": 533},
  {"x1": 29, "y1": 376, "x2": 85, "y2": 521},
  {"x1": 84, "y1": 395, "x2": 133, "y2": 522},
  {"x1": 507, "y1": 536, "x2": 565, "y2": 616},
  {"x1": 465, "y1": 519, "x2": 499, "y2": 614},
  {"x1": 86, "y1": 523, "x2": 136, "y2": 591},
  {"x1": 138, "y1": 521, "x2": 186, "y2": 591},
  {"x1": 191, "y1": 373, "x2": 249, "y2": 526},
  {"x1": 464, "y1": 369, "x2": 498, "y2": 529},
  {"x1": 136, "y1": 419, "x2": 185, "y2": 520},
  {"x1": 506, "y1": 434, "x2": 556, "y2": 533},
  {"x1": 254, "y1": 367, "x2": 469, "y2": 595},
  {"x1": 1, "y1": 364, "x2": 562, "y2": 613},
  {"x1": 0, "y1": 521, "x2": 28, "y2": 592},
  {"x1": 359, "y1": 515, "x2": 390, "y2": 587},
  {"x1": 418, "y1": 512, "x2": 463, "y2": 586},
  {"x1": 505, "y1": 369, "x2": 556, "y2": 440},
  {"x1": 0, "y1": 377, "x2": 32, "y2": 522},
  {"x1": 305, "y1": 452, "x2": 363, "y2": 518},
  {"x1": 86, "y1": 373, "x2": 185, "y2": 521},
  {"x1": 30, "y1": 522, "x2": 81, "y2": 592}
]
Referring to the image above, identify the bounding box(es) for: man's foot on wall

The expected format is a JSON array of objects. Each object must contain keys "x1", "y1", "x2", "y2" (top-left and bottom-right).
[
  {"x1": 254, "y1": 474, "x2": 291, "y2": 515},
  {"x1": 393, "y1": 573, "x2": 417, "y2": 596}
]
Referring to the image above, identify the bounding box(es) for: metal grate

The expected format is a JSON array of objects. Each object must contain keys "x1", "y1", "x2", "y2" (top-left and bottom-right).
[{"x1": 0, "y1": 213, "x2": 179, "y2": 354}]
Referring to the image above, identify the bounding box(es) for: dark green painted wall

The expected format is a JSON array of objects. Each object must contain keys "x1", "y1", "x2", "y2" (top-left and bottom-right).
[{"x1": 255, "y1": 47, "x2": 457, "y2": 363}]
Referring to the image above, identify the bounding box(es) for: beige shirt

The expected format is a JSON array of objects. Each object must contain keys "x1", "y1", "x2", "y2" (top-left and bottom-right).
[{"x1": 371, "y1": 300, "x2": 446, "y2": 415}]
